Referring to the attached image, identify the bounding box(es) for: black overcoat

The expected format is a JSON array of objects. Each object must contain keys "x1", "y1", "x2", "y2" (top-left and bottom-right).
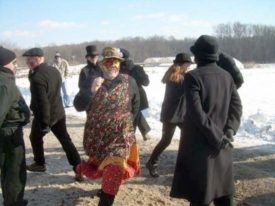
[
  {"x1": 29, "y1": 63, "x2": 65, "y2": 129},
  {"x1": 170, "y1": 62, "x2": 242, "y2": 204},
  {"x1": 120, "y1": 60, "x2": 149, "y2": 110}
]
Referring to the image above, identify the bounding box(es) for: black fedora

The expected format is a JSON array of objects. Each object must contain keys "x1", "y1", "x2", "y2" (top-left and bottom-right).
[
  {"x1": 173, "y1": 53, "x2": 193, "y2": 64},
  {"x1": 190, "y1": 35, "x2": 219, "y2": 61},
  {"x1": 85, "y1": 45, "x2": 98, "y2": 57}
]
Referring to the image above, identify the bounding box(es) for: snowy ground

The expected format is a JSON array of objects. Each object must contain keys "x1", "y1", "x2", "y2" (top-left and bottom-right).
[{"x1": 16, "y1": 64, "x2": 275, "y2": 150}]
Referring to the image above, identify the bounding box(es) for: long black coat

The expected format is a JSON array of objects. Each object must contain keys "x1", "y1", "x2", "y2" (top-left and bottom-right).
[
  {"x1": 160, "y1": 79, "x2": 184, "y2": 122},
  {"x1": 120, "y1": 60, "x2": 149, "y2": 110},
  {"x1": 170, "y1": 62, "x2": 242, "y2": 204},
  {"x1": 29, "y1": 63, "x2": 65, "y2": 129}
]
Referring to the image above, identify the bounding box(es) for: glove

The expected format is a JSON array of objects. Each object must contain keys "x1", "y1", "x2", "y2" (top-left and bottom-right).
[
  {"x1": 41, "y1": 126, "x2": 50, "y2": 133},
  {"x1": 225, "y1": 128, "x2": 234, "y2": 142},
  {"x1": 220, "y1": 136, "x2": 234, "y2": 149}
]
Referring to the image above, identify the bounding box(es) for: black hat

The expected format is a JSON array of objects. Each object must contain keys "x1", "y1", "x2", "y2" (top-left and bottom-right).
[
  {"x1": 173, "y1": 53, "x2": 193, "y2": 64},
  {"x1": 22, "y1": 47, "x2": 44, "y2": 57},
  {"x1": 120, "y1": 48, "x2": 130, "y2": 60},
  {"x1": 85, "y1": 45, "x2": 98, "y2": 57},
  {"x1": 190, "y1": 35, "x2": 219, "y2": 61},
  {"x1": 0, "y1": 46, "x2": 16, "y2": 66}
]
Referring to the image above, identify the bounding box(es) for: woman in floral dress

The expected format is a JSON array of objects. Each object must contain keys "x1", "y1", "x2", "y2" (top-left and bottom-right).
[{"x1": 76, "y1": 47, "x2": 140, "y2": 206}]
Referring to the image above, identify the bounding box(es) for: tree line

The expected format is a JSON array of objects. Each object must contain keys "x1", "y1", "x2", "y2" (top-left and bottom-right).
[{"x1": 3, "y1": 22, "x2": 275, "y2": 66}]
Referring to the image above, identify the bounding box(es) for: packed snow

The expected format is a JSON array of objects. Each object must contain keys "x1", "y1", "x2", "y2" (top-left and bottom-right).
[{"x1": 16, "y1": 64, "x2": 275, "y2": 151}]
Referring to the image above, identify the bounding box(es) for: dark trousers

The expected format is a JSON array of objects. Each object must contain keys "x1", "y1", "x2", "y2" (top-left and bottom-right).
[
  {"x1": 134, "y1": 111, "x2": 150, "y2": 137},
  {"x1": 148, "y1": 122, "x2": 177, "y2": 165},
  {"x1": 29, "y1": 117, "x2": 81, "y2": 167},
  {"x1": 0, "y1": 127, "x2": 26, "y2": 206},
  {"x1": 190, "y1": 195, "x2": 234, "y2": 206}
]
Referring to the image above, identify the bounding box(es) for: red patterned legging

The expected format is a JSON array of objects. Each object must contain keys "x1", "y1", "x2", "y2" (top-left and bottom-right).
[{"x1": 102, "y1": 164, "x2": 124, "y2": 195}]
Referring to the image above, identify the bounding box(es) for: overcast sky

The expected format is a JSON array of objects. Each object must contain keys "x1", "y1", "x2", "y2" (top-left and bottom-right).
[{"x1": 1, "y1": 0, "x2": 274, "y2": 48}]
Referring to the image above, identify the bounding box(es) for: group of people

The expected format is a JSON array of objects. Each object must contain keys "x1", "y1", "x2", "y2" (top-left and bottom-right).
[{"x1": 0, "y1": 34, "x2": 243, "y2": 206}]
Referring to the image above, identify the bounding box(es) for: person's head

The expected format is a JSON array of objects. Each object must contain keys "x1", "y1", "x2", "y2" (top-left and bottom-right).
[
  {"x1": 22, "y1": 48, "x2": 44, "y2": 70},
  {"x1": 85, "y1": 45, "x2": 99, "y2": 64},
  {"x1": 120, "y1": 48, "x2": 130, "y2": 60},
  {"x1": 101, "y1": 47, "x2": 124, "y2": 80},
  {"x1": 0, "y1": 46, "x2": 17, "y2": 74},
  {"x1": 190, "y1": 35, "x2": 219, "y2": 64},
  {"x1": 54, "y1": 52, "x2": 61, "y2": 63},
  {"x1": 162, "y1": 53, "x2": 192, "y2": 83}
]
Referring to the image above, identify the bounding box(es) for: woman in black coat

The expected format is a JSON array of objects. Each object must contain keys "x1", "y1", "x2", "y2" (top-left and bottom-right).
[
  {"x1": 146, "y1": 53, "x2": 192, "y2": 177},
  {"x1": 170, "y1": 35, "x2": 242, "y2": 206}
]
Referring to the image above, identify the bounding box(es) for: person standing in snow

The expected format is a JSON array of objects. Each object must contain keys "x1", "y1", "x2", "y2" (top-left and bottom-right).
[
  {"x1": 170, "y1": 35, "x2": 242, "y2": 206},
  {"x1": 120, "y1": 48, "x2": 151, "y2": 140},
  {"x1": 76, "y1": 47, "x2": 140, "y2": 206},
  {"x1": 0, "y1": 47, "x2": 30, "y2": 206},
  {"x1": 52, "y1": 52, "x2": 71, "y2": 107},
  {"x1": 23, "y1": 48, "x2": 82, "y2": 181},
  {"x1": 146, "y1": 53, "x2": 193, "y2": 177}
]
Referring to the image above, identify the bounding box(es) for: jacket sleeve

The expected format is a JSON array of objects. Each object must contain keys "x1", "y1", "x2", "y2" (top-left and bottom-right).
[
  {"x1": 133, "y1": 65, "x2": 150, "y2": 86},
  {"x1": 225, "y1": 85, "x2": 242, "y2": 133},
  {"x1": 0, "y1": 85, "x2": 12, "y2": 127},
  {"x1": 129, "y1": 76, "x2": 140, "y2": 120},
  {"x1": 184, "y1": 73, "x2": 223, "y2": 150},
  {"x1": 218, "y1": 53, "x2": 244, "y2": 89},
  {"x1": 32, "y1": 78, "x2": 51, "y2": 128}
]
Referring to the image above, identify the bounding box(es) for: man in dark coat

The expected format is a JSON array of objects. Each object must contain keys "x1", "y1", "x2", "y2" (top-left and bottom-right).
[
  {"x1": 23, "y1": 48, "x2": 82, "y2": 181},
  {"x1": 170, "y1": 35, "x2": 242, "y2": 206},
  {"x1": 120, "y1": 48, "x2": 151, "y2": 140},
  {"x1": 217, "y1": 52, "x2": 244, "y2": 89},
  {"x1": 0, "y1": 47, "x2": 30, "y2": 206},
  {"x1": 73, "y1": 45, "x2": 103, "y2": 112}
]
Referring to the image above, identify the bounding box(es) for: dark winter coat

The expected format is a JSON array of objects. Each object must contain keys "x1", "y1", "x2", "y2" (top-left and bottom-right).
[
  {"x1": 74, "y1": 62, "x2": 103, "y2": 112},
  {"x1": 0, "y1": 66, "x2": 30, "y2": 130},
  {"x1": 170, "y1": 62, "x2": 242, "y2": 204},
  {"x1": 120, "y1": 60, "x2": 149, "y2": 110},
  {"x1": 217, "y1": 52, "x2": 244, "y2": 89},
  {"x1": 28, "y1": 63, "x2": 65, "y2": 129},
  {"x1": 78, "y1": 61, "x2": 103, "y2": 89},
  {"x1": 160, "y1": 79, "x2": 184, "y2": 122}
]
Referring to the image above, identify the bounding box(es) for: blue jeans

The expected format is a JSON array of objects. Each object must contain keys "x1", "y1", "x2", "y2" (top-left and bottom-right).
[{"x1": 61, "y1": 81, "x2": 70, "y2": 107}]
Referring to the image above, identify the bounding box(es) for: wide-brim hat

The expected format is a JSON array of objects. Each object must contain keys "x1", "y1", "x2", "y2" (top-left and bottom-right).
[
  {"x1": 85, "y1": 45, "x2": 99, "y2": 57},
  {"x1": 190, "y1": 35, "x2": 219, "y2": 61},
  {"x1": 173, "y1": 53, "x2": 193, "y2": 64},
  {"x1": 102, "y1": 47, "x2": 124, "y2": 61},
  {"x1": 22, "y1": 48, "x2": 44, "y2": 57}
]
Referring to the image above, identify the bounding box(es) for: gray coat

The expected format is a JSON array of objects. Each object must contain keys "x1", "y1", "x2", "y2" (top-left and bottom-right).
[{"x1": 170, "y1": 62, "x2": 242, "y2": 204}]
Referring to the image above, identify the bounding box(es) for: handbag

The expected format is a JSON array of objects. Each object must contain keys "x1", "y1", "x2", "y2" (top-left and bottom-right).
[{"x1": 170, "y1": 95, "x2": 186, "y2": 125}]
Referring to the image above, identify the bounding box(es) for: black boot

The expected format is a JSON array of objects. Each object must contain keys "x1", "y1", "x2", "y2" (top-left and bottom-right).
[
  {"x1": 98, "y1": 191, "x2": 115, "y2": 206},
  {"x1": 146, "y1": 161, "x2": 159, "y2": 178}
]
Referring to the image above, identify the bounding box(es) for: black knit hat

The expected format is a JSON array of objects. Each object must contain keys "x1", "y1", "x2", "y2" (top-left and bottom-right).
[
  {"x1": 86, "y1": 45, "x2": 98, "y2": 57},
  {"x1": 120, "y1": 48, "x2": 130, "y2": 60},
  {"x1": 0, "y1": 46, "x2": 16, "y2": 66},
  {"x1": 190, "y1": 35, "x2": 219, "y2": 61},
  {"x1": 22, "y1": 48, "x2": 44, "y2": 57},
  {"x1": 173, "y1": 53, "x2": 193, "y2": 64}
]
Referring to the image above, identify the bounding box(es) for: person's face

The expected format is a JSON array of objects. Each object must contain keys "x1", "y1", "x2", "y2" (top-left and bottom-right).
[
  {"x1": 55, "y1": 56, "x2": 61, "y2": 63},
  {"x1": 102, "y1": 58, "x2": 121, "y2": 71},
  {"x1": 87, "y1": 55, "x2": 98, "y2": 64},
  {"x1": 25, "y1": 56, "x2": 42, "y2": 70},
  {"x1": 4, "y1": 59, "x2": 17, "y2": 74}
]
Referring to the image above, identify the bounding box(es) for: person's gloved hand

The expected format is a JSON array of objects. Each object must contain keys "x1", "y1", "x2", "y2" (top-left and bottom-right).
[
  {"x1": 225, "y1": 128, "x2": 234, "y2": 142},
  {"x1": 220, "y1": 135, "x2": 234, "y2": 149},
  {"x1": 41, "y1": 126, "x2": 50, "y2": 133}
]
